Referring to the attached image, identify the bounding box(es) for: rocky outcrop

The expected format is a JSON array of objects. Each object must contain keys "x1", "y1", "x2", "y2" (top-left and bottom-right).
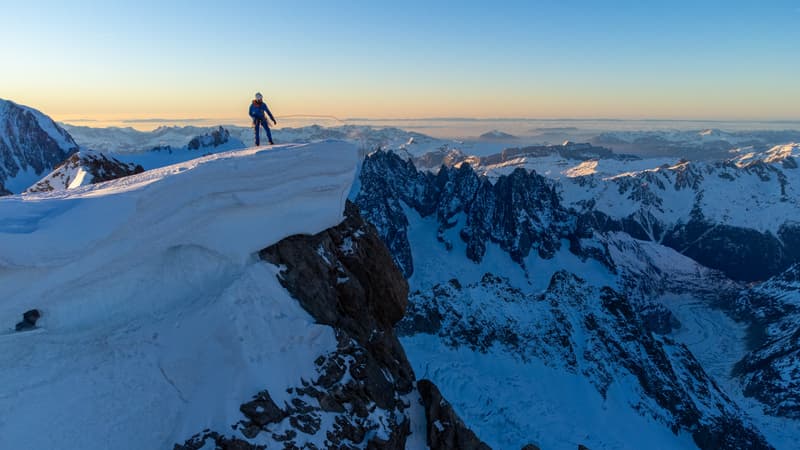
[
  {"x1": 176, "y1": 202, "x2": 487, "y2": 449},
  {"x1": 26, "y1": 150, "x2": 144, "y2": 193},
  {"x1": 733, "y1": 264, "x2": 800, "y2": 419},
  {"x1": 14, "y1": 309, "x2": 41, "y2": 332},
  {"x1": 417, "y1": 379, "x2": 491, "y2": 450},
  {"x1": 187, "y1": 126, "x2": 233, "y2": 150},
  {"x1": 0, "y1": 98, "x2": 79, "y2": 193}
]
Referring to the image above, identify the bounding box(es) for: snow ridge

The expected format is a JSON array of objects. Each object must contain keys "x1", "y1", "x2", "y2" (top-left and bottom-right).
[{"x1": 0, "y1": 142, "x2": 358, "y2": 449}]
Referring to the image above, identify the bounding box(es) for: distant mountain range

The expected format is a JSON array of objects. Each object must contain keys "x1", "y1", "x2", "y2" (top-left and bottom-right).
[{"x1": 354, "y1": 147, "x2": 800, "y2": 448}]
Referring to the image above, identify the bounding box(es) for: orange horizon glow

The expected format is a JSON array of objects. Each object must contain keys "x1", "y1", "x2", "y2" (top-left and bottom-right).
[{"x1": 15, "y1": 87, "x2": 800, "y2": 132}]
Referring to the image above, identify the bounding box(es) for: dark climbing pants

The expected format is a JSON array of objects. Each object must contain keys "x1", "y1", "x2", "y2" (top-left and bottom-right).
[{"x1": 254, "y1": 119, "x2": 273, "y2": 146}]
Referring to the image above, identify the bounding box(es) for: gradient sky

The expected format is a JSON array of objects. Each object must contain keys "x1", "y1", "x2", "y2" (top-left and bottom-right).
[{"x1": 2, "y1": 0, "x2": 799, "y2": 124}]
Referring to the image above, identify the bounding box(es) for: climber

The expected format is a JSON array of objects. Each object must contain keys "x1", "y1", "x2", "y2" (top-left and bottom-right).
[{"x1": 249, "y1": 92, "x2": 277, "y2": 146}]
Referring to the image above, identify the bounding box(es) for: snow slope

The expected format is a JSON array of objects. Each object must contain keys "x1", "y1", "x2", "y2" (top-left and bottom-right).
[{"x1": 0, "y1": 142, "x2": 359, "y2": 449}]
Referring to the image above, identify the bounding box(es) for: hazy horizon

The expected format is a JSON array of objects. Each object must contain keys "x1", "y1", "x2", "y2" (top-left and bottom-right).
[{"x1": 54, "y1": 114, "x2": 800, "y2": 140}]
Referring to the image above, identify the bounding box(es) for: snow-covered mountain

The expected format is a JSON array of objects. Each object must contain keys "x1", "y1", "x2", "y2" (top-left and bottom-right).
[
  {"x1": 26, "y1": 149, "x2": 144, "y2": 193},
  {"x1": 478, "y1": 130, "x2": 518, "y2": 140},
  {"x1": 354, "y1": 149, "x2": 800, "y2": 449},
  {"x1": 58, "y1": 124, "x2": 245, "y2": 169},
  {"x1": 404, "y1": 141, "x2": 800, "y2": 282},
  {"x1": 63, "y1": 123, "x2": 452, "y2": 157},
  {"x1": 558, "y1": 143, "x2": 800, "y2": 282},
  {"x1": 0, "y1": 98, "x2": 79, "y2": 194},
  {"x1": 592, "y1": 129, "x2": 800, "y2": 160},
  {"x1": 60, "y1": 123, "x2": 239, "y2": 153},
  {"x1": 0, "y1": 142, "x2": 494, "y2": 450}
]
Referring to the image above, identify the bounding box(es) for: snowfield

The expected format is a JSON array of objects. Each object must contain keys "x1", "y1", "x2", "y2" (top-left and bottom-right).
[{"x1": 0, "y1": 142, "x2": 359, "y2": 449}]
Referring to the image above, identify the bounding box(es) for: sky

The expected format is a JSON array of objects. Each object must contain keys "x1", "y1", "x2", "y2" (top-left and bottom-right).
[{"x1": 1, "y1": 0, "x2": 799, "y2": 126}]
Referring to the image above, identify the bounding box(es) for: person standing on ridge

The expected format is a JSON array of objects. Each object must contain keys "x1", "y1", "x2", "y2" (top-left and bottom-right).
[{"x1": 249, "y1": 92, "x2": 276, "y2": 146}]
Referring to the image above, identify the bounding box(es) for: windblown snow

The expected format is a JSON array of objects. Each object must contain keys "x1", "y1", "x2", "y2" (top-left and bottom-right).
[{"x1": 0, "y1": 142, "x2": 358, "y2": 449}]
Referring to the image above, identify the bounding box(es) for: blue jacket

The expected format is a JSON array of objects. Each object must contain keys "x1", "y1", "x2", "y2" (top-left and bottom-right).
[{"x1": 249, "y1": 100, "x2": 275, "y2": 123}]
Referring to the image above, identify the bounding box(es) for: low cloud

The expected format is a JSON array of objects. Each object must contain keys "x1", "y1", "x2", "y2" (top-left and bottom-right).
[{"x1": 121, "y1": 118, "x2": 211, "y2": 124}]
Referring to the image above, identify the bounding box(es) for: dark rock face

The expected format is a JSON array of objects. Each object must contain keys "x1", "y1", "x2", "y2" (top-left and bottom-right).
[
  {"x1": 260, "y1": 202, "x2": 411, "y2": 384},
  {"x1": 176, "y1": 202, "x2": 487, "y2": 449},
  {"x1": 583, "y1": 208, "x2": 793, "y2": 283},
  {"x1": 662, "y1": 220, "x2": 788, "y2": 282},
  {"x1": 177, "y1": 432, "x2": 264, "y2": 450},
  {"x1": 15, "y1": 309, "x2": 41, "y2": 332},
  {"x1": 417, "y1": 379, "x2": 491, "y2": 450},
  {"x1": 0, "y1": 99, "x2": 79, "y2": 194},
  {"x1": 257, "y1": 201, "x2": 421, "y2": 448},
  {"x1": 84, "y1": 152, "x2": 145, "y2": 183},
  {"x1": 734, "y1": 264, "x2": 800, "y2": 419},
  {"x1": 356, "y1": 150, "x2": 573, "y2": 277},
  {"x1": 187, "y1": 126, "x2": 232, "y2": 150},
  {"x1": 354, "y1": 151, "x2": 430, "y2": 277},
  {"x1": 26, "y1": 151, "x2": 144, "y2": 192},
  {"x1": 400, "y1": 272, "x2": 771, "y2": 450}
]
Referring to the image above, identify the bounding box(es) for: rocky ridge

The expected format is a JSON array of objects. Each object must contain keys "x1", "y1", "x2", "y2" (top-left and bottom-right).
[
  {"x1": 360, "y1": 147, "x2": 800, "y2": 283},
  {"x1": 734, "y1": 264, "x2": 800, "y2": 419},
  {"x1": 176, "y1": 203, "x2": 488, "y2": 449},
  {"x1": 355, "y1": 150, "x2": 574, "y2": 278},
  {"x1": 26, "y1": 150, "x2": 144, "y2": 192}
]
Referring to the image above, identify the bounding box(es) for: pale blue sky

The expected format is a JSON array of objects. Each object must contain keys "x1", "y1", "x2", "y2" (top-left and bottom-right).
[{"x1": 2, "y1": 0, "x2": 798, "y2": 123}]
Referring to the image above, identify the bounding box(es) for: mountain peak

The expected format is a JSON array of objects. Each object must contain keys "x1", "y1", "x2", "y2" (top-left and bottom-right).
[
  {"x1": 479, "y1": 129, "x2": 517, "y2": 140},
  {"x1": 0, "y1": 98, "x2": 79, "y2": 194},
  {"x1": 25, "y1": 149, "x2": 144, "y2": 193}
]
